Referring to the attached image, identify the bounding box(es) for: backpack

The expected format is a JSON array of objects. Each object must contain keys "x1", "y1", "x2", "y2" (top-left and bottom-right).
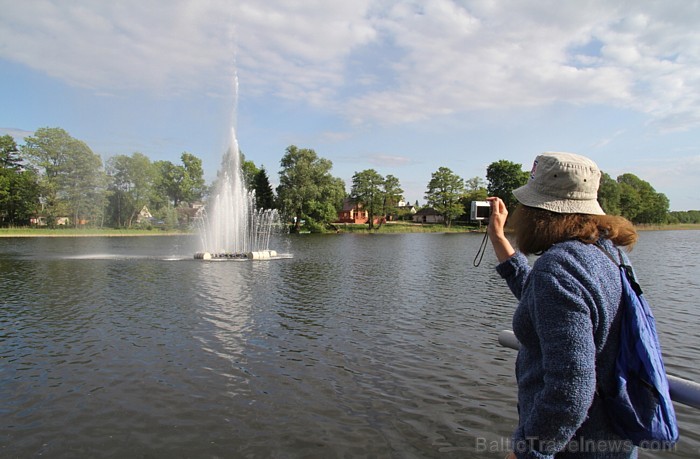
[{"x1": 595, "y1": 242, "x2": 679, "y2": 449}]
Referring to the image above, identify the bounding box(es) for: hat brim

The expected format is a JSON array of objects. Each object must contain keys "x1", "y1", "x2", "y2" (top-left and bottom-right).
[{"x1": 513, "y1": 184, "x2": 605, "y2": 215}]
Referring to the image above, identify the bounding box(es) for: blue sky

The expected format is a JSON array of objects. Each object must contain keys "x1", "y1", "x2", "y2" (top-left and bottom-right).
[{"x1": 1, "y1": 0, "x2": 699, "y2": 210}]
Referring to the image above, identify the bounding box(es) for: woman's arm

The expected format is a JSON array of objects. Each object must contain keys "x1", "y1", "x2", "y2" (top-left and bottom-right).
[
  {"x1": 487, "y1": 197, "x2": 516, "y2": 263},
  {"x1": 514, "y1": 264, "x2": 598, "y2": 457}
]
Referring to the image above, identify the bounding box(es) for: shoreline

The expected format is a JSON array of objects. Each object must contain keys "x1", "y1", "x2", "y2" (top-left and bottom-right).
[
  {"x1": 0, "y1": 230, "x2": 195, "y2": 238},
  {"x1": 1, "y1": 223, "x2": 698, "y2": 238}
]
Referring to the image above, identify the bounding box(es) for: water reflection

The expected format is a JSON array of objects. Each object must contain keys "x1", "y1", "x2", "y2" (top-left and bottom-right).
[{"x1": 0, "y1": 232, "x2": 698, "y2": 458}]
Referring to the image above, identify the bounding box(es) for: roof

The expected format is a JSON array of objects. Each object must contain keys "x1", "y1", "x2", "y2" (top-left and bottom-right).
[
  {"x1": 341, "y1": 198, "x2": 363, "y2": 212},
  {"x1": 414, "y1": 207, "x2": 440, "y2": 216}
]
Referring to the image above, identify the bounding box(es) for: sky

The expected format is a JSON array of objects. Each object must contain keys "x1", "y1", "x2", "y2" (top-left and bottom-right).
[{"x1": 1, "y1": 0, "x2": 699, "y2": 211}]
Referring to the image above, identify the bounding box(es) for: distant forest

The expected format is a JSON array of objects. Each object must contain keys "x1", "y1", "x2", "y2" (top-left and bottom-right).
[{"x1": 0, "y1": 128, "x2": 696, "y2": 232}]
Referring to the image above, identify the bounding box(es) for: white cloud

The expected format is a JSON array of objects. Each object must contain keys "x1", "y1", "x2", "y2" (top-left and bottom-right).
[
  {"x1": 0, "y1": 0, "x2": 237, "y2": 95},
  {"x1": 629, "y1": 155, "x2": 700, "y2": 210},
  {"x1": 2, "y1": 0, "x2": 700, "y2": 130},
  {"x1": 0, "y1": 127, "x2": 34, "y2": 140},
  {"x1": 232, "y1": 0, "x2": 376, "y2": 105},
  {"x1": 631, "y1": 154, "x2": 700, "y2": 187},
  {"x1": 339, "y1": 1, "x2": 700, "y2": 129},
  {"x1": 364, "y1": 153, "x2": 413, "y2": 168}
]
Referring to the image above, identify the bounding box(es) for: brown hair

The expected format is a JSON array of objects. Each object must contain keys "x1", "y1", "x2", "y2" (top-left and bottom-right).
[{"x1": 509, "y1": 205, "x2": 638, "y2": 255}]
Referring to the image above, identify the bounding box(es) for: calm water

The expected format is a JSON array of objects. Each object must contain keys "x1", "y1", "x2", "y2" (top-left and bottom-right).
[{"x1": 1, "y1": 231, "x2": 698, "y2": 458}]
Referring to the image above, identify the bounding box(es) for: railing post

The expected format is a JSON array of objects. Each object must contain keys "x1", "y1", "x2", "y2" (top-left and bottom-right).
[{"x1": 497, "y1": 330, "x2": 700, "y2": 410}]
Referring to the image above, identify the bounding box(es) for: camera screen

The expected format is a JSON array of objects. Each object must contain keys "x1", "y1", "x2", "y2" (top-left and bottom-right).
[
  {"x1": 470, "y1": 201, "x2": 491, "y2": 221},
  {"x1": 475, "y1": 205, "x2": 490, "y2": 219}
]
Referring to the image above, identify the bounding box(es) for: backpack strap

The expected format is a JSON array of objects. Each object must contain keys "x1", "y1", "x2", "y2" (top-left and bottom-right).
[
  {"x1": 593, "y1": 241, "x2": 643, "y2": 295},
  {"x1": 594, "y1": 241, "x2": 620, "y2": 265}
]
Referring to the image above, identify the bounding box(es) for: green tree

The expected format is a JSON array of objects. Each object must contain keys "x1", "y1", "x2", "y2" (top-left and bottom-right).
[
  {"x1": 306, "y1": 176, "x2": 346, "y2": 232},
  {"x1": 277, "y1": 145, "x2": 344, "y2": 233},
  {"x1": 179, "y1": 153, "x2": 206, "y2": 204},
  {"x1": 153, "y1": 160, "x2": 180, "y2": 209},
  {"x1": 106, "y1": 152, "x2": 157, "y2": 227},
  {"x1": 462, "y1": 176, "x2": 489, "y2": 219},
  {"x1": 153, "y1": 152, "x2": 206, "y2": 209},
  {"x1": 0, "y1": 134, "x2": 22, "y2": 169},
  {"x1": 0, "y1": 135, "x2": 40, "y2": 225},
  {"x1": 617, "y1": 173, "x2": 668, "y2": 223},
  {"x1": 465, "y1": 176, "x2": 485, "y2": 193},
  {"x1": 240, "y1": 152, "x2": 260, "y2": 191},
  {"x1": 597, "y1": 172, "x2": 621, "y2": 215},
  {"x1": 382, "y1": 174, "x2": 404, "y2": 220},
  {"x1": 22, "y1": 127, "x2": 106, "y2": 227},
  {"x1": 668, "y1": 210, "x2": 700, "y2": 224},
  {"x1": 5, "y1": 169, "x2": 41, "y2": 224},
  {"x1": 253, "y1": 167, "x2": 275, "y2": 210},
  {"x1": 486, "y1": 160, "x2": 529, "y2": 210},
  {"x1": 351, "y1": 169, "x2": 385, "y2": 229},
  {"x1": 618, "y1": 181, "x2": 642, "y2": 222},
  {"x1": 425, "y1": 166, "x2": 465, "y2": 226}
]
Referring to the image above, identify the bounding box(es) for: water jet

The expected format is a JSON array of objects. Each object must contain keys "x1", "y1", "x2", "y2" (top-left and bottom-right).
[{"x1": 195, "y1": 127, "x2": 287, "y2": 261}]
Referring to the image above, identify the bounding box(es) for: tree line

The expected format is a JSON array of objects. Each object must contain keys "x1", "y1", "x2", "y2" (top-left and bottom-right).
[{"x1": 0, "y1": 128, "x2": 693, "y2": 231}]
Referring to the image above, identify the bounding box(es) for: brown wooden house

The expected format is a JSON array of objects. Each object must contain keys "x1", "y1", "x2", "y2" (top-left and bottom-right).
[
  {"x1": 336, "y1": 198, "x2": 369, "y2": 224},
  {"x1": 412, "y1": 207, "x2": 445, "y2": 224}
]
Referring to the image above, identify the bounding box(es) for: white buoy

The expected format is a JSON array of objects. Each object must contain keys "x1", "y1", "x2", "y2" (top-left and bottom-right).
[
  {"x1": 194, "y1": 252, "x2": 212, "y2": 260},
  {"x1": 246, "y1": 250, "x2": 277, "y2": 260}
]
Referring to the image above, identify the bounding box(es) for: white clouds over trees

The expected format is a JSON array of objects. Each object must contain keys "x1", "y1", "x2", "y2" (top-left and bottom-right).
[{"x1": 2, "y1": 0, "x2": 699, "y2": 131}]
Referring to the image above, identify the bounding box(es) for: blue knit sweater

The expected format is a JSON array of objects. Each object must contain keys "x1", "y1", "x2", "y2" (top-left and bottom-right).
[{"x1": 496, "y1": 239, "x2": 637, "y2": 459}]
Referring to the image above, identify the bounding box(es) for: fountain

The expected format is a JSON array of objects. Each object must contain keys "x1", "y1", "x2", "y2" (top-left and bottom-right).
[{"x1": 194, "y1": 127, "x2": 285, "y2": 261}]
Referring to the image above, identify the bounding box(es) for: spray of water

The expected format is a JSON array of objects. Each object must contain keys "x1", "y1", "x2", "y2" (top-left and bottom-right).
[
  {"x1": 197, "y1": 129, "x2": 281, "y2": 255},
  {"x1": 194, "y1": 71, "x2": 285, "y2": 259}
]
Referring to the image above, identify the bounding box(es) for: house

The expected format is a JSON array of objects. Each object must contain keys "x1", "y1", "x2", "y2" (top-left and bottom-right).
[
  {"x1": 336, "y1": 198, "x2": 370, "y2": 224},
  {"x1": 135, "y1": 206, "x2": 153, "y2": 224},
  {"x1": 397, "y1": 204, "x2": 417, "y2": 214},
  {"x1": 392, "y1": 199, "x2": 416, "y2": 220},
  {"x1": 30, "y1": 216, "x2": 70, "y2": 226},
  {"x1": 412, "y1": 207, "x2": 444, "y2": 224}
]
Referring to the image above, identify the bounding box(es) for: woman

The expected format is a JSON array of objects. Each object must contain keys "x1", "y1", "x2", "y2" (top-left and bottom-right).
[{"x1": 488, "y1": 152, "x2": 639, "y2": 459}]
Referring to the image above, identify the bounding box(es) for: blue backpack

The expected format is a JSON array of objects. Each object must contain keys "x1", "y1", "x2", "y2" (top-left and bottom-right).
[{"x1": 595, "y1": 243, "x2": 679, "y2": 448}]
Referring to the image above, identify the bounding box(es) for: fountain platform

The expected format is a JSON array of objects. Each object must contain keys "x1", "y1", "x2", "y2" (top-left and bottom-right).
[{"x1": 194, "y1": 250, "x2": 287, "y2": 261}]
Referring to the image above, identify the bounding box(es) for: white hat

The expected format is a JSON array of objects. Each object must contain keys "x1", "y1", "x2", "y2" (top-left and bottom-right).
[{"x1": 513, "y1": 152, "x2": 605, "y2": 215}]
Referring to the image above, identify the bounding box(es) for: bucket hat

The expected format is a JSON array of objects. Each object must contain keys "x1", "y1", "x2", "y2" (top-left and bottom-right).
[{"x1": 513, "y1": 152, "x2": 605, "y2": 215}]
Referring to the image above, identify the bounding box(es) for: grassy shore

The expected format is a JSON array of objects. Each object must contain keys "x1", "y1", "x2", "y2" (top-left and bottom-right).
[
  {"x1": 331, "y1": 221, "x2": 700, "y2": 233},
  {"x1": 0, "y1": 227, "x2": 193, "y2": 237},
  {"x1": 332, "y1": 221, "x2": 484, "y2": 233},
  {"x1": 634, "y1": 223, "x2": 700, "y2": 231},
  {"x1": 1, "y1": 222, "x2": 698, "y2": 237}
]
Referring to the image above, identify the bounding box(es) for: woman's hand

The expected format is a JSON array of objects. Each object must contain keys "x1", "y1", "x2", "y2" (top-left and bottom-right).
[
  {"x1": 486, "y1": 197, "x2": 516, "y2": 263},
  {"x1": 487, "y1": 197, "x2": 508, "y2": 238}
]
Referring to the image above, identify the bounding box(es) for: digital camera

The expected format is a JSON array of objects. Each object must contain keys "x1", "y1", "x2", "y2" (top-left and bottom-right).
[{"x1": 470, "y1": 201, "x2": 491, "y2": 221}]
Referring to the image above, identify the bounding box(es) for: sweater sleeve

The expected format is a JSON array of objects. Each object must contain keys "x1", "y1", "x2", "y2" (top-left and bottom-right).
[
  {"x1": 495, "y1": 251, "x2": 531, "y2": 301},
  {"x1": 514, "y1": 262, "x2": 598, "y2": 458}
]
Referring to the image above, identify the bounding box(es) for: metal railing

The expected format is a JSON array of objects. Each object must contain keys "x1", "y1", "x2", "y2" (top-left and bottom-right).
[{"x1": 498, "y1": 330, "x2": 700, "y2": 410}]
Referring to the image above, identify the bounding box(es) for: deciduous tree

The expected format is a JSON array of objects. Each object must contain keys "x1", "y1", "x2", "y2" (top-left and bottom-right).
[
  {"x1": 351, "y1": 169, "x2": 384, "y2": 229},
  {"x1": 486, "y1": 160, "x2": 529, "y2": 210},
  {"x1": 154, "y1": 152, "x2": 206, "y2": 208},
  {"x1": 462, "y1": 176, "x2": 489, "y2": 219},
  {"x1": 277, "y1": 145, "x2": 344, "y2": 232},
  {"x1": 106, "y1": 152, "x2": 157, "y2": 227},
  {"x1": 425, "y1": 167, "x2": 465, "y2": 226},
  {"x1": 382, "y1": 174, "x2": 404, "y2": 220},
  {"x1": 22, "y1": 127, "x2": 106, "y2": 227},
  {"x1": 617, "y1": 173, "x2": 669, "y2": 223},
  {"x1": 597, "y1": 172, "x2": 621, "y2": 215},
  {"x1": 0, "y1": 135, "x2": 40, "y2": 225}
]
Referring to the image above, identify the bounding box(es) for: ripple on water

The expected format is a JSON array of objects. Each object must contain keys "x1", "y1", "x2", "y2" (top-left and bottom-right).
[{"x1": 1, "y1": 233, "x2": 699, "y2": 458}]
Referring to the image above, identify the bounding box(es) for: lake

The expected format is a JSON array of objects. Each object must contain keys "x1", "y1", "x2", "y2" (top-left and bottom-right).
[{"x1": 1, "y1": 231, "x2": 698, "y2": 458}]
